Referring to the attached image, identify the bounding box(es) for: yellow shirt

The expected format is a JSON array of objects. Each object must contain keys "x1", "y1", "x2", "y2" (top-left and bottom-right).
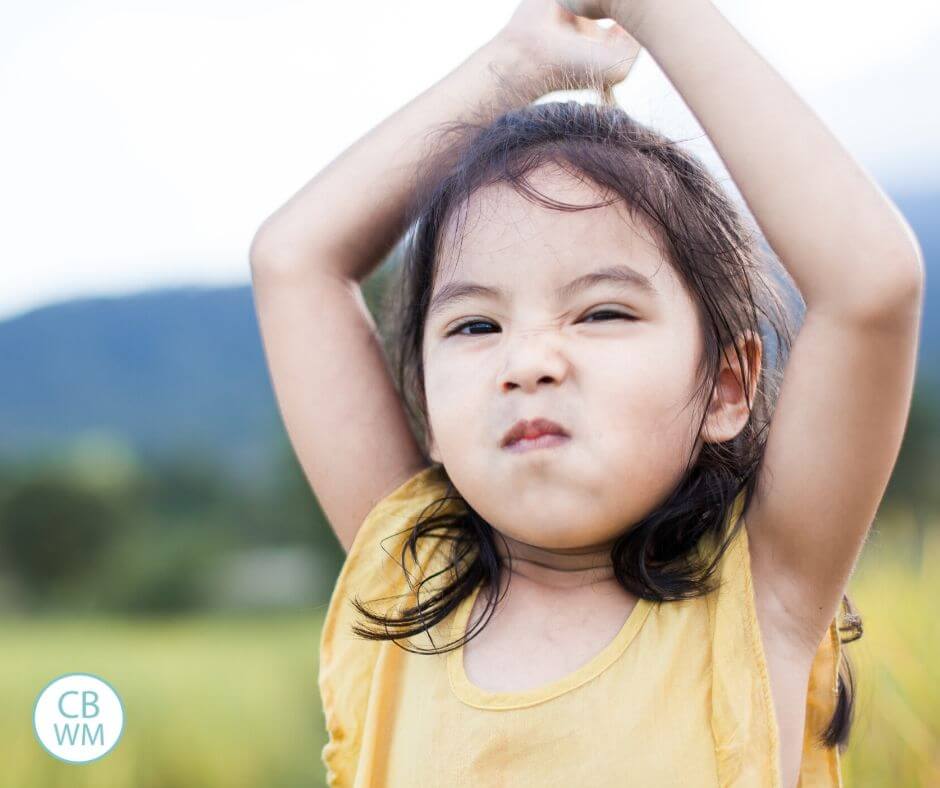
[{"x1": 318, "y1": 465, "x2": 843, "y2": 787}]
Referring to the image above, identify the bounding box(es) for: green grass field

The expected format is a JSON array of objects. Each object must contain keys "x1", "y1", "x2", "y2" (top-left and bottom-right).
[
  {"x1": 4, "y1": 525, "x2": 938, "y2": 787},
  {"x1": 3, "y1": 612, "x2": 329, "y2": 787},
  {"x1": 839, "y1": 521, "x2": 940, "y2": 786}
]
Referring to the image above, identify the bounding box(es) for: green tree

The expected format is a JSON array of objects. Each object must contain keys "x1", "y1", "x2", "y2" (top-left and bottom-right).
[{"x1": 0, "y1": 473, "x2": 120, "y2": 601}]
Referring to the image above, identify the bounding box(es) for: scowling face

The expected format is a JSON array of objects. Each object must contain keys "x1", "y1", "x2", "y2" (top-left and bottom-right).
[{"x1": 421, "y1": 165, "x2": 732, "y2": 555}]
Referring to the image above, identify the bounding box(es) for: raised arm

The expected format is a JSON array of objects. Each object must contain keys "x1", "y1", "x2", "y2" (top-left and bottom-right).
[
  {"x1": 574, "y1": 0, "x2": 925, "y2": 649},
  {"x1": 249, "y1": 1, "x2": 639, "y2": 552}
]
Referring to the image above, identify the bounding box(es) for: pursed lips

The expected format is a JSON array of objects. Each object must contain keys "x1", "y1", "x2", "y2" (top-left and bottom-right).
[{"x1": 501, "y1": 417, "x2": 570, "y2": 449}]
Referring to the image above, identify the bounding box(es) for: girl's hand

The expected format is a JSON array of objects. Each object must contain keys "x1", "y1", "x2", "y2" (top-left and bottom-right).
[
  {"x1": 496, "y1": 0, "x2": 641, "y2": 93},
  {"x1": 555, "y1": 0, "x2": 662, "y2": 41}
]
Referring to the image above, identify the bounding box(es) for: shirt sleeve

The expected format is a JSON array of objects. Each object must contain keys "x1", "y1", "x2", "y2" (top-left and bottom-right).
[{"x1": 318, "y1": 463, "x2": 456, "y2": 787}]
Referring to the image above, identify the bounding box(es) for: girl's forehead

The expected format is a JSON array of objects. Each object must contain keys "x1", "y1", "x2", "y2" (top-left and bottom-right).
[{"x1": 435, "y1": 177, "x2": 675, "y2": 296}]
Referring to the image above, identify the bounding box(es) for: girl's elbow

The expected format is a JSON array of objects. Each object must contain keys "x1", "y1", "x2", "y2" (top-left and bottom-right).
[{"x1": 848, "y1": 256, "x2": 925, "y2": 327}]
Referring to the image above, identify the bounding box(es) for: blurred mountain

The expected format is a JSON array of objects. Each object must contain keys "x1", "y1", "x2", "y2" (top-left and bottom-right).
[
  {"x1": 0, "y1": 285, "x2": 285, "y2": 484},
  {"x1": 0, "y1": 190, "x2": 936, "y2": 482}
]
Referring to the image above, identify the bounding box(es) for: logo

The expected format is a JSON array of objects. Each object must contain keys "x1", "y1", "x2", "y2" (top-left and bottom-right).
[{"x1": 33, "y1": 673, "x2": 125, "y2": 763}]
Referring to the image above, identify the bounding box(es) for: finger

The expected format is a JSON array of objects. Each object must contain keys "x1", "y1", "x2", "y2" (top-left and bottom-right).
[
  {"x1": 601, "y1": 40, "x2": 642, "y2": 84},
  {"x1": 606, "y1": 53, "x2": 638, "y2": 85},
  {"x1": 573, "y1": 16, "x2": 605, "y2": 39},
  {"x1": 605, "y1": 21, "x2": 639, "y2": 47},
  {"x1": 555, "y1": 0, "x2": 610, "y2": 20}
]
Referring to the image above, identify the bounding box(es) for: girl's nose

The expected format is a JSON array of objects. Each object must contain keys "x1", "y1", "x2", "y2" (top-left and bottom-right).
[{"x1": 499, "y1": 335, "x2": 570, "y2": 393}]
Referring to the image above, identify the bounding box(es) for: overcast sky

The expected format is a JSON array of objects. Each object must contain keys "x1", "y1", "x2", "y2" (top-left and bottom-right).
[{"x1": 1, "y1": 0, "x2": 938, "y2": 322}]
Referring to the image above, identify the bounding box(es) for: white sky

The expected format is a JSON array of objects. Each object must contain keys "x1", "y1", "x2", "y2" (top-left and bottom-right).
[{"x1": 1, "y1": 0, "x2": 938, "y2": 322}]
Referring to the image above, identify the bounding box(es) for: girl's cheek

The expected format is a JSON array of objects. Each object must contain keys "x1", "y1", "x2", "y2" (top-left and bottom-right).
[
  {"x1": 424, "y1": 371, "x2": 470, "y2": 431},
  {"x1": 425, "y1": 342, "x2": 469, "y2": 377}
]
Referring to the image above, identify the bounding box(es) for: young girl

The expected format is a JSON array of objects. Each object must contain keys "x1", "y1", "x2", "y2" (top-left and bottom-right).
[{"x1": 249, "y1": 1, "x2": 924, "y2": 785}]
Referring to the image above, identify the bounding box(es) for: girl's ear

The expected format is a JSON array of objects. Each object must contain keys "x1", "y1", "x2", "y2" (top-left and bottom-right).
[{"x1": 701, "y1": 330, "x2": 763, "y2": 445}]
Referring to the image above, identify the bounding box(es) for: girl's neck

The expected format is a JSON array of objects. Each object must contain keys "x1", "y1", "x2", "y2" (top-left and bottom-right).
[{"x1": 494, "y1": 530, "x2": 618, "y2": 589}]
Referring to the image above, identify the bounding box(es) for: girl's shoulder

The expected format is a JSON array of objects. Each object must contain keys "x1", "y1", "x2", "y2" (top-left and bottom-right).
[
  {"x1": 334, "y1": 463, "x2": 460, "y2": 607},
  {"x1": 318, "y1": 463, "x2": 463, "y2": 786}
]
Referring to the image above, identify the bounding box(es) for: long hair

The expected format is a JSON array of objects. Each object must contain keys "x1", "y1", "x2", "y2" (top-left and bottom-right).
[{"x1": 354, "y1": 98, "x2": 861, "y2": 750}]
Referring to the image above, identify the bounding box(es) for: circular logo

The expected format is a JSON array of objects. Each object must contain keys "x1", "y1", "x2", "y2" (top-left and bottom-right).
[{"x1": 33, "y1": 673, "x2": 124, "y2": 763}]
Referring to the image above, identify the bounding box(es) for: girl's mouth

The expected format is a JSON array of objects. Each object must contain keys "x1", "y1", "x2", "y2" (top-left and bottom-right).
[
  {"x1": 500, "y1": 417, "x2": 570, "y2": 448},
  {"x1": 503, "y1": 434, "x2": 571, "y2": 453}
]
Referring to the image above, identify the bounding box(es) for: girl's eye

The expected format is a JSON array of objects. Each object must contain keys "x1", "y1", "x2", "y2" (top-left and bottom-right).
[
  {"x1": 446, "y1": 319, "x2": 498, "y2": 337},
  {"x1": 445, "y1": 310, "x2": 637, "y2": 337},
  {"x1": 582, "y1": 309, "x2": 637, "y2": 323}
]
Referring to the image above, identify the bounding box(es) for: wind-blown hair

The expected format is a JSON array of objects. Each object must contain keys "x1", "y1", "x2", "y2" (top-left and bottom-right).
[{"x1": 353, "y1": 98, "x2": 862, "y2": 751}]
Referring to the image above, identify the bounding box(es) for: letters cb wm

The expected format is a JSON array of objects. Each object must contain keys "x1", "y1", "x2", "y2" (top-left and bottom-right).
[{"x1": 33, "y1": 672, "x2": 125, "y2": 763}]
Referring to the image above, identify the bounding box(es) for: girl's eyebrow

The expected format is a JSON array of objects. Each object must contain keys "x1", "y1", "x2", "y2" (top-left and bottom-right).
[{"x1": 427, "y1": 264, "x2": 658, "y2": 320}]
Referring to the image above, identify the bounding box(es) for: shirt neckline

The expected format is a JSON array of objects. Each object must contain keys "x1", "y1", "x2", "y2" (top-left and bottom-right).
[{"x1": 447, "y1": 580, "x2": 654, "y2": 710}]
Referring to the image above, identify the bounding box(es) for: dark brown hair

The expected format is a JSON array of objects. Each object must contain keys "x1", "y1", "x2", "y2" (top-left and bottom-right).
[{"x1": 355, "y1": 97, "x2": 862, "y2": 751}]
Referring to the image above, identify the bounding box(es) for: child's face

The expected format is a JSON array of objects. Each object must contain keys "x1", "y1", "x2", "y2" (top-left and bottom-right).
[{"x1": 421, "y1": 166, "x2": 708, "y2": 551}]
